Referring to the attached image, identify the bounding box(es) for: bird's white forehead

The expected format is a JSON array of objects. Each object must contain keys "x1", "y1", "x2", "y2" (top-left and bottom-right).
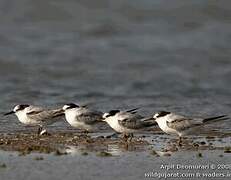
[
  {"x1": 102, "y1": 113, "x2": 109, "y2": 119},
  {"x1": 13, "y1": 105, "x2": 20, "y2": 112},
  {"x1": 153, "y1": 113, "x2": 159, "y2": 118},
  {"x1": 62, "y1": 105, "x2": 70, "y2": 110}
]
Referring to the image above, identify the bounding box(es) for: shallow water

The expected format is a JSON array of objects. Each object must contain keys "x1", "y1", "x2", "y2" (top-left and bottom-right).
[
  {"x1": 0, "y1": 1, "x2": 231, "y2": 135},
  {"x1": 1, "y1": 2, "x2": 231, "y2": 180},
  {"x1": 0, "y1": 149, "x2": 230, "y2": 180}
]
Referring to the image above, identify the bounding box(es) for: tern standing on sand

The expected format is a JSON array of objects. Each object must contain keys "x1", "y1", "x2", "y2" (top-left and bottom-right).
[
  {"x1": 102, "y1": 108, "x2": 157, "y2": 140},
  {"x1": 153, "y1": 111, "x2": 229, "y2": 144},
  {"x1": 4, "y1": 104, "x2": 64, "y2": 135},
  {"x1": 62, "y1": 103, "x2": 108, "y2": 132}
]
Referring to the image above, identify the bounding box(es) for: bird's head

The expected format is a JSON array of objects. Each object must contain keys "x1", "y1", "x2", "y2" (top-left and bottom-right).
[
  {"x1": 102, "y1": 110, "x2": 120, "y2": 120},
  {"x1": 62, "y1": 103, "x2": 79, "y2": 111},
  {"x1": 153, "y1": 111, "x2": 171, "y2": 121},
  {"x1": 4, "y1": 104, "x2": 30, "y2": 116}
]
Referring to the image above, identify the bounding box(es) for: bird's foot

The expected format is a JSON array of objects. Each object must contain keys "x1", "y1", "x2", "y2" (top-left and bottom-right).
[
  {"x1": 81, "y1": 130, "x2": 90, "y2": 134},
  {"x1": 39, "y1": 129, "x2": 51, "y2": 136},
  {"x1": 178, "y1": 137, "x2": 183, "y2": 147},
  {"x1": 122, "y1": 133, "x2": 129, "y2": 141},
  {"x1": 128, "y1": 133, "x2": 134, "y2": 142},
  {"x1": 37, "y1": 126, "x2": 42, "y2": 136},
  {"x1": 79, "y1": 130, "x2": 91, "y2": 137},
  {"x1": 37, "y1": 127, "x2": 50, "y2": 136},
  {"x1": 122, "y1": 133, "x2": 134, "y2": 143}
]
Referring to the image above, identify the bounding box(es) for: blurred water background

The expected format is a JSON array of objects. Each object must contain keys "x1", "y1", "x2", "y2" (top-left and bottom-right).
[{"x1": 0, "y1": 0, "x2": 231, "y2": 132}]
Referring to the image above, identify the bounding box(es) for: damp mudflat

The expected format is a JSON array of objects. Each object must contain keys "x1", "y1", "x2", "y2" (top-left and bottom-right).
[{"x1": 0, "y1": 130, "x2": 230, "y2": 180}]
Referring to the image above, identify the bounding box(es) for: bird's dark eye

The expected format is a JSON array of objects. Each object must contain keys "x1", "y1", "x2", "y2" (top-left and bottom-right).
[
  {"x1": 108, "y1": 110, "x2": 120, "y2": 116},
  {"x1": 156, "y1": 111, "x2": 170, "y2": 118},
  {"x1": 65, "y1": 103, "x2": 79, "y2": 109},
  {"x1": 17, "y1": 104, "x2": 29, "y2": 111}
]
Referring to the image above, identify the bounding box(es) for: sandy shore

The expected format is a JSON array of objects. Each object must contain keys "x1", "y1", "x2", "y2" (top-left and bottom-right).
[{"x1": 0, "y1": 131, "x2": 230, "y2": 180}]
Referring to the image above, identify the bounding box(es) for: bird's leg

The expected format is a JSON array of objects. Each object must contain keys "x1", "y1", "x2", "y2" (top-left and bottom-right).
[
  {"x1": 178, "y1": 136, "x2": 183, "y2": 146},
  {"x1": 37, "y1": 126, "x2": 42, "y2": 136},
  {"x1": 79, "y1": 129, "x2": 90, "y2": 137},
  {"x1": 40, "y1": 129, "x2": 49, "y2": 136},
  {"x1": 128, "y1": 133, "x2": 134, "y2": 142},
  {"x1": 122, "y1": 133, "x2": 129, "y2": 142},
  {"x1": 122, "y1": 133, "x2": 134, "y2": 142},
  {"x1": 81, "y1": 129, "x2": 90, "y2": 134},
  {"x1": 37, "y1": 125, "x2": 49, "y2": 136}
]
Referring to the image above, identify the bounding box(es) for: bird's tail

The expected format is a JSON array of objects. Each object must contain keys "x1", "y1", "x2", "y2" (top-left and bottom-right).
[
  {"x1": 126, "y1": 108, "x2": 139, "y2": 114},
  {"x1": 141, "y1": 116, "x2": 157, "y2": 127},
  {"x1": 52, "y1": 108, "x2": 65, "y2": 118},
  {"x1": 202, "y1": 115, "x2": 229, "y2": 124}
]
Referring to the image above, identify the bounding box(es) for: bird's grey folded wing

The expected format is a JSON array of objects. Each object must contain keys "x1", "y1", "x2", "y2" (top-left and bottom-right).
[
  {"x1": 26, "y1": 106, "x2": 44, "y2": 114},
  {"x1": 141, "y1": 117, "x2": 158, "y2": 126},
  {"x1": 126, "y1": 108, "x2": 139, "y2": 114},
  {"x1": 27, "y1": 109, "x2": 64, "y2": 122},
  {"x1": 118, "y1": 114, "x2": 151, "y2": 129},
  {"x1": 166, "y1": 118, "x2": 200, "y2": 131},
  {"x1": 77, "y1": 111, "x2": 103, "y2": 124}
]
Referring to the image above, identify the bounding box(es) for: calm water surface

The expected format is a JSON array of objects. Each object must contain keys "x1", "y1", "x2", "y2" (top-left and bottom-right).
[{"x1": 0, "y1": 0, "x2": 231, "y2": 133}]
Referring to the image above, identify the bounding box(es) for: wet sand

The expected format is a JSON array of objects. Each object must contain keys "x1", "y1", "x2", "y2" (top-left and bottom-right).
[
  {"x1": 0, "y1": 130, "x2": 230, "y2": 154},
  {"x1": 0, "y1": 131, "x2": 150, "y2": 155},
  {"x1": 0, "y1": 131, "x2": 230, "y2": 180}
]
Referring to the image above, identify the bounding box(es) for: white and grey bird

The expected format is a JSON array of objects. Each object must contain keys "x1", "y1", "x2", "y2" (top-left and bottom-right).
[
  {"x1": 102, "y1": 108, "x2": 157, "y2": 136},
  {"x1": 62, "y1": 103, "x2": 108, "y2": 132},
  {"x1": 4, "y1": 104, "x2": 64, "y2": 135},
  {"x1": 153, "y1": 111, "x2": 229, "y2": 143}
]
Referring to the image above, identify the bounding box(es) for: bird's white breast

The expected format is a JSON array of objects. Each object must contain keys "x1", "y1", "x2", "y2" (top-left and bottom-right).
[
  {"x1": 64, "y1": 109, "x2": 91, "y2": 130},
  {"x1": 156, "y1": 116, "x2": 178, "y2": 135},
  {"x1": 105, "y1": 116, "x2": 131, "y2": 133},
  {"x1": 65, "y1": 109, "x2": 79, "y2": 125},
  {"x1": 15, "y1": 111, "x2": 38, "y2": 125}
]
